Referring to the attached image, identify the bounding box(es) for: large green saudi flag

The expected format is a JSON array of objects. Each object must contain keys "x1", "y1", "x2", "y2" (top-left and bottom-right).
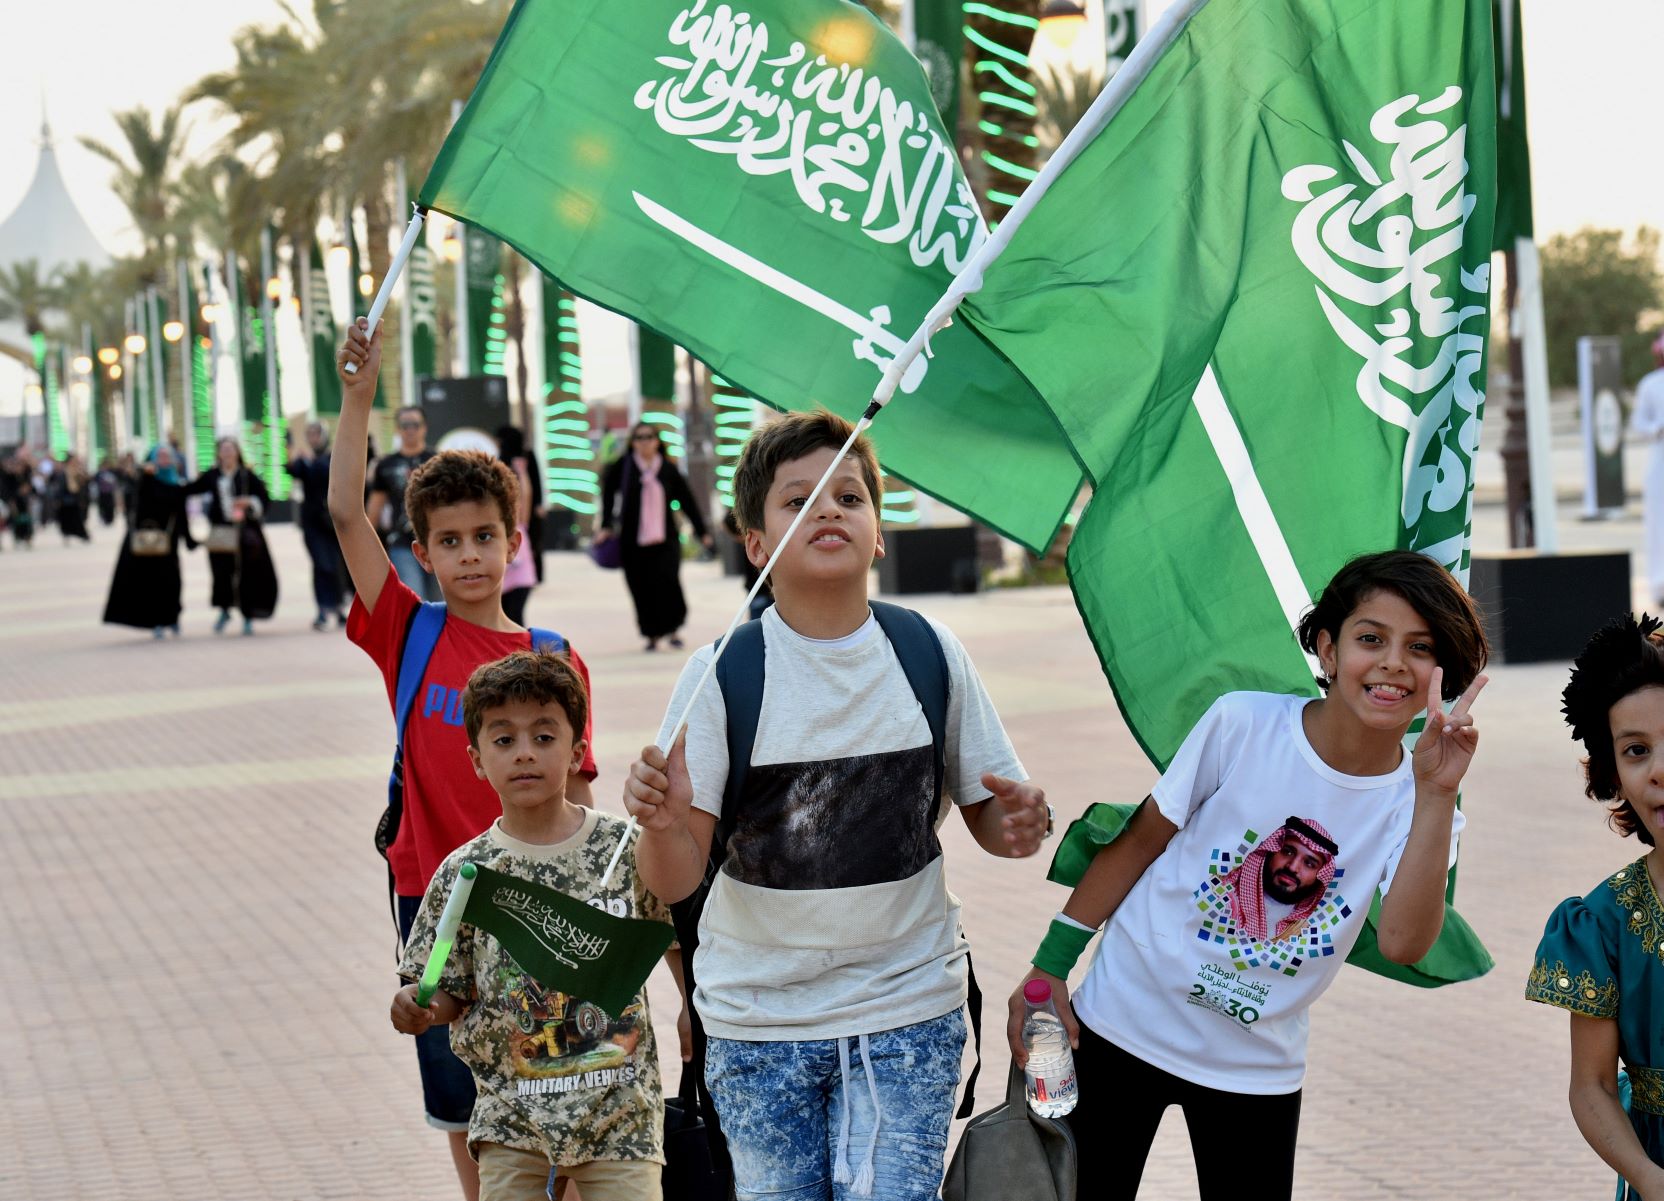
[
  {"x1": 417, "y1": 0, "x2": 1081, "y2": 550},
  {"x1": 1491, "y1": 0, "x2": 1532, "y2": 250},
  {"x1": 961, "y1": 0, "x2": 1498, "y2": 767}
]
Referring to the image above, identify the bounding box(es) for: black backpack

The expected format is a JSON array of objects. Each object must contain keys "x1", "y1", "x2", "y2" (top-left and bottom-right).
[{"x1": 669, "y1": 602, "x2": 984, "y2": 1175}]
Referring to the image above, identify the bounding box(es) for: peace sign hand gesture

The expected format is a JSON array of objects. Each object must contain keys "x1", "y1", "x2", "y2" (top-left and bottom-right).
[{"x1": 1410, "y1": 667, "x2": 1487, "y2": 796}]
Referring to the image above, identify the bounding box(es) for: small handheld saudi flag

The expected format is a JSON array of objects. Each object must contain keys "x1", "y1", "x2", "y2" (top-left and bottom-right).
[{"x1": 418, "y1": 864, "x2": 675, "y2": 1016}]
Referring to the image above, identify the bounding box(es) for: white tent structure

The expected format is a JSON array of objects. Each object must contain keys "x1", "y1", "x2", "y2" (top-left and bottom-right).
[{"x1": 0, "y1": 115, "x2": 111, "y2": 445}]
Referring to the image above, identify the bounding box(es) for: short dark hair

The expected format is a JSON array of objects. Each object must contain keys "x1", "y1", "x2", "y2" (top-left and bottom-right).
[
  {"x1": 405, "y1": 450, "x2": 518, "y2": 543},
  {"x1": 731, "y1": 410, "x2": 883, "y2": 534},
  {"x1": 396, "y1": 404, "x2": 425, "y2": 422},
  {"x1": 463, "y1": 649, "x2": 588, "y2": 749},
  {"x1": 1296, "y1": 550, "x2": 1489, "y2": 702},
  {"x1": 1563, "y1": 614, "x2": 1664, "y2": 846}
]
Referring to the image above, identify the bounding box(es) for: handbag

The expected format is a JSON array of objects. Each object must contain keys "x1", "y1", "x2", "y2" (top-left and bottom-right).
[
  {"x1": 588, "y1": 535, "x2": 623, "y2": 570},
  {"x1": 662, "y1": 1062, "x2": 732, "y2": 1201},
  {"x1": 128, "y1": 521, "x2": 173, "y2": 557},
  {"x1": 941, "y1": 1065, "x2": 1077, "y2": 1201},
  {"x1": 206, "y1": 524, "x2": 240, "y2": 554}
]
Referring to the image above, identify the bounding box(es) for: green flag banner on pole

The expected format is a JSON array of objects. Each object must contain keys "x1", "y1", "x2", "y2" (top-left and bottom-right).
[
  {"x1": 460, "y1": 865, "x2": 674, "y2": 1015},
  {"x1": 1103, "y1": 0, "x2": 1139, "y2": 75},
  {"x1": 237, "y1": 258, "x2": 266, "y2": 426},
  {"x1": 407, "y1": 189, "x2": 440, "y2": 381},
  {"x1": 958, "y1": 0, "x2": 1498, "y2": 766},
  {"x1": 310, "y1": 240, "x2": 342, "y2": 416},
  {"x1": 417, "y1": 0, "x2": 1081, "y2": 551},
  {"x1": 1491, "y1": 0, "x2": 1532, "y2": 251},
  {"x1": 465, "y1": 226, "x2": 505, "y2": 377},
  {"x1": 912, "y1": 0, "x2": 962, "y2": 135}
]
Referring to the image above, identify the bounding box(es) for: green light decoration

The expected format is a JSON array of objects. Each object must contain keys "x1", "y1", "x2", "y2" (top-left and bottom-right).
[
  {"x1": 963, "y1": 0, "x2": 1043, "y2": 223},
  {"x1": 641, "y1": 408, "x2": 685, "y2": 461},
  {"x1": 483, "y1": 272, "x2": 508, "y2": 376},
  {"x1": 195, "y1": 266, "x2": 216, "y2": 474},
  {"x1": 881, "y1": 474, "x2": 923, "y2": 526},
  {"x1": 710, "y1": 374, "x2": 754, "y2": 510},
  {"x1": 416, "y1": 862, "x2": 479, "y2": 1007},
  {"x1": 540, "y1": 279, "x2": 598, "y2": 516},
  {"x1": 42, "y1": 342, "x2": 67, "y2": 456}
]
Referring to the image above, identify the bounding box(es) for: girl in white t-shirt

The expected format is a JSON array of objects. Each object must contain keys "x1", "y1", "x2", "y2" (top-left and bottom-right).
[{"x1": 1006, "y1": 550, "x2": 1490, "y2": 1200}]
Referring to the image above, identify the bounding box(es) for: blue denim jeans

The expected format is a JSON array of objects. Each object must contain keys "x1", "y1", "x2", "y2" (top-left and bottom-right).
[{"x1": 705, "y1": 1009, "x2": 965, "y2": 1201}]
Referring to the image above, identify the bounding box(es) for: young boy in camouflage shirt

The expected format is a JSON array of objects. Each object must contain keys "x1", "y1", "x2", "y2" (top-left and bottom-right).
[{"x1": 392, "y1": 650, "x2": 676, "y2": 1201}]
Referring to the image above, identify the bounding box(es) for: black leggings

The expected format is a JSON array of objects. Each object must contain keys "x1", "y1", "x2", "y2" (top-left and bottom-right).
[{"x1": 1068, "y1": 1018, "x2": 1301, "y2": 1200}]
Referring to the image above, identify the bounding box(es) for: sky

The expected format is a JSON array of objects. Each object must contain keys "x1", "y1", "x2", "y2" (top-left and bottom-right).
[{"x1": 1, "y1": 0, "x2": 1661, "y2": 405}]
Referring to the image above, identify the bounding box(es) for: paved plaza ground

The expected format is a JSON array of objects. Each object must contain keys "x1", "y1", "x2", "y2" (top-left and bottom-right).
[{"x1": 0, "y1": 494, "x2": 1653, "y2": 1199}]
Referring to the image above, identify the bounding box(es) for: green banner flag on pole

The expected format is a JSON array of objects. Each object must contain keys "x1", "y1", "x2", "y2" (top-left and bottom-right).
[
  {"x1": 1491, "y1": 0, "x2": 1532, "y2": 251},
  {"x1": 417, "y1": 0, "x2": 1081, "y2": 551},
  {"x1": 459, "y1": 865, "x2": 674, "y2": 1015},
  {"x1": 407, "y1": 188, "x2": 440, "y2": 381},
  {"x1": 237, "y1": 258, "x2": 267, "y2": 426},
  {"x1": 912, "y1": 0, "x2": 962, "y2": 136},
  {"x1": 958, "y1": 0, "x2": 1498, "y2": 766},
  {"x1": 465, "y1": 226, "x2": 506, "y2": 377},
  {"x1": 1103, "y1": 0, "x2": 1139, "y2": 75},
  {"x1": 309, "y1": 240, "x2": 342, "y2": 416}
]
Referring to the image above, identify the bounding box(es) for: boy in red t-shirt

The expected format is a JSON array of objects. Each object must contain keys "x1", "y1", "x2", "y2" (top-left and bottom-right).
[{"x1": 332, "y1": 319, "x2": 597, "y2": 1197}]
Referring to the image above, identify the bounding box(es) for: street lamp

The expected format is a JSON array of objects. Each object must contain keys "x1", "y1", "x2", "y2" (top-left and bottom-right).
[
  {"x1": 1037, "y1": 0, "x2": 1087, "y2": 49},
  {"x1": 200, "y1": 303, "x2": 221, "y2": 325},
  {"x1": 124, "y1": 333, "x2": 147, "y2": 355},
  {"x1": 72, "y1": 354, "x2": 93, "y2": 375},
  {"x1": 358, "y1": 272, "x2": 375, "y2": 297},
  {"x1": 265, "y1": 276, "x2": 283, "y2": 301},
  {"x1": 162, "y1": 320, "x2": 184, "y2": 343},
  {"x1": 441, "y1": 232, "x2": 462, "y2": 263},
  {"x1": 109, "y1": 364, "x2": 123, "y2": 380},
  {"x1": 97, "y1": 347, "x2": 119, "y2": 366}
]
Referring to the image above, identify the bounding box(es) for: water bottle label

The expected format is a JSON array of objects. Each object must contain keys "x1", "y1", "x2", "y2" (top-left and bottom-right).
[{"x1": 1027, "y1": 1066, "x2": 1077, "y2": 1104}]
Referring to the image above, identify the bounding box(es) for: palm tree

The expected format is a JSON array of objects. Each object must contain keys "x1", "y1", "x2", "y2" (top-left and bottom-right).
[
  {"x1": 79, "y1": 104, "x2": 190, "y2": 283},
  {"x1": 0, "y1": 260, "x2": 63, "y2": 342}
]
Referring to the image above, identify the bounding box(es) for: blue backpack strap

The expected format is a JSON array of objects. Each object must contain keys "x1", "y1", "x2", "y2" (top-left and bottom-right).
[
  {"x1": 868, "y1": 601, "x2": 950, "y2": 803},
  {"x1": 394, "y1": 602, "x2": 449, "y2": 746},
  {"x1": 713, "y1": 618, "x2": 767, "y2": 818}
]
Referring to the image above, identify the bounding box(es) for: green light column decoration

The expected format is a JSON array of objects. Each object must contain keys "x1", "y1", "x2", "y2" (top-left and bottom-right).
[
  {"x1": 309, "y1": 240, "x2": 341, "y2": 417},
  {"x1": 41, "y1": 338, "x2": 67, "y2": 457},
  {"x1": 196, "y1": 263, "x2": 218, "y2": 474},
  {"x1": 635, "y1": 326, "x2": 682, "y2": 458},
  {"x1": 710, "y1": 374, "x2": 754, "y2": 513},
  {"x1": 963, "y1": 0, "x2": 1043, "y2": 223},
  {"x1": 87, "y1": 330, "x2": 106, "y2": 463},
  {"x1": 539, "y1": 273, "x2": 597, "y2": 521},
  {"x1": 258, "y1": 227, "x2": 289, "y2": 501},
  {"x1": 465, "y1": 227, "x2": 505, "y2": 377}
]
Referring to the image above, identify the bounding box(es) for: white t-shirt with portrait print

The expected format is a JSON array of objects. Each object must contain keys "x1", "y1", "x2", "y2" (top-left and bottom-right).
[{"x1": 1070, "y1": 690, "x2": 1463, "y2": 1095}]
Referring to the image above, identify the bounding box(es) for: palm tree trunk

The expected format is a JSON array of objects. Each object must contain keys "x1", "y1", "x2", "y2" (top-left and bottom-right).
[
  {"x1": 963, "y1": 0, "x2": 1044, "y2": 225},
  {"x1": 364, "y1": 190, "x2": 401, "y2": 413}
]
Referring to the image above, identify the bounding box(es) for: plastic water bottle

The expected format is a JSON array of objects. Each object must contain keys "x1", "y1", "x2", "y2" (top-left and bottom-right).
[{"x1": 1021, "y1": 978, "x2": 1078, "y2": 1117}]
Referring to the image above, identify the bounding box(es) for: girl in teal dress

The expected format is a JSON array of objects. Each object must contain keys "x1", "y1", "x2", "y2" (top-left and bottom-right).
[{"x1": 1528, "y1": 615, "x2": 1664, "y2": 1199}]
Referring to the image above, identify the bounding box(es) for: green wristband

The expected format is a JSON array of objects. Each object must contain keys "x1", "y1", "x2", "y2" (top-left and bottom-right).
[{"x1": 1032, "y1": 917, "x2": 1095, "y2": 979}]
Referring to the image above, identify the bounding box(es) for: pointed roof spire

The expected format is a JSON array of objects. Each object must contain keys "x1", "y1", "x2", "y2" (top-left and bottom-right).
[{"x1": 0, "y1": 98, "x2": 111, "y2": 274}]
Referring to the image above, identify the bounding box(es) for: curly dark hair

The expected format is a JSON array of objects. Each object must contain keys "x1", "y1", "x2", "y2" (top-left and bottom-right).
[
  {"x1": 404, "y1": 450, "x2": 518, "y2": 543},
  {"x1": 462, "y1": 649, "x2": 588, "y2": 749},
  {"x1": 731, "y1": 409, "x2": 882, "y2": 534},
  {"x1": 1296, "y1": 550, "x2": 1489, "y2": 702},
  {"x1": 1563, "y1": 614, "x2": 1664, "y2": 845}
]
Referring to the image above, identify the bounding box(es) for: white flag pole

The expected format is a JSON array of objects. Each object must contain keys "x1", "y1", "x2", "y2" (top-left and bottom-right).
[
  {"x1": 599, "y1": 0, "x2": 1211, "y2": 887},
  {"x1": 344, "y1": 206, "x2": 426, "y2": 376},
  {"x1": 1515, "y1": 237, "x2": 1558, "y2": 553}
]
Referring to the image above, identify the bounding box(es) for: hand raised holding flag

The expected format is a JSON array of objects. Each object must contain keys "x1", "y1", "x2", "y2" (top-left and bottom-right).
[{"x1": 1410, "y1": 667, "x2": 1488, "y2": 797}]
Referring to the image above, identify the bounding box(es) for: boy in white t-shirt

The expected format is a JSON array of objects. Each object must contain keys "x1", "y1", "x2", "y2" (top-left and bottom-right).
[
  {"x1": 1007, "y1": 550, "x2": 1490, "y2": 1200},
  {"x1": 623, "y1": 410, "x2": 1051, "y2": 1201}
]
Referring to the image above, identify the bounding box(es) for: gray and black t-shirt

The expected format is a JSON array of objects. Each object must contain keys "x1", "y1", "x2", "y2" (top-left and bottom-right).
[{"x1": 657, "y1": 605, "x2": 1024, "y2": 1041}]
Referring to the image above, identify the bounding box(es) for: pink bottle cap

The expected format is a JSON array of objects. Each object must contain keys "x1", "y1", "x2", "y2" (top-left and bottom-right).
[{"x1": 1023, "y1": 979, "x2": 1053, "y2": 1004}]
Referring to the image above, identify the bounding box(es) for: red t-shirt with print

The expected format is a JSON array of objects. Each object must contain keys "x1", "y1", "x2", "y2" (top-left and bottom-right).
[{"x1": 349, "y1": 564, "x2": 598, "y2": 896}]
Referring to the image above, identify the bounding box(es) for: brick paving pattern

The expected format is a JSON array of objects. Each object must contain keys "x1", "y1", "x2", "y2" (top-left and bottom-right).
[{"x1": 0, "y1": 513, "x2": 1642, "y2": 1199}]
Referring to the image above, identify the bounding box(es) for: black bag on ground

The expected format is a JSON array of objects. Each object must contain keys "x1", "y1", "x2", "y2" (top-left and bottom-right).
[{"x1": 942, "y1": 1064, "x2": 1076, "y2": 1201}]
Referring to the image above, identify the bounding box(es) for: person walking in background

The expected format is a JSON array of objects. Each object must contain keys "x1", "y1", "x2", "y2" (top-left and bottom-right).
[
  {"x1": 185, "y1": 437, "x2": 279, "y2": 636},
  {"x1": 94, "y1": 457, "x2": 120, "y2": 526},
  {"x1": 495, "y1": 425, "x2": 542, "y2": 626},
  {"x1": 288, "y1": 421, "x2": 347, "y2": 631},
  {"x1": 1630, "y1": 333, "x2": 1664, "y2": 606},
  {"x1": 368, "y1": 404, "x2": 439, "y2": 601},
  {"x1": 597, "y1": 421, "x2": 712, "y2": 652},
  {"x1": 53, "y1": 455, "x2": 92, "y2": 544},
  {"x1": 102, "y1": 444, "x2": 196, "y2": 638}
]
